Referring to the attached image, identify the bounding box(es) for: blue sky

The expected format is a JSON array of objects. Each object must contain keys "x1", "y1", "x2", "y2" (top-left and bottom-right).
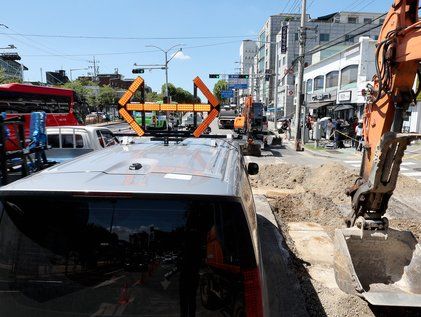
[{"x1": 0, "y1": 0, "x2": 389, "y2": 93}]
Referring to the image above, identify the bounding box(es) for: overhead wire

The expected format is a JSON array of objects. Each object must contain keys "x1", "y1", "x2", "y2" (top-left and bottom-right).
[
  {"x1": 1, "y1": 26, "x2": 88, "y2": 63},
  {"x1": 0, "y1": 32, "x2": 255, "y2": 41},
  {"x1": 21, "y1": 40, "x2": 242, "y2": 57}
]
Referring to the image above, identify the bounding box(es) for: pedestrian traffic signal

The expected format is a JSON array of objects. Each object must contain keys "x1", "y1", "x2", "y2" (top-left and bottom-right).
[
  {"x1": 132, "y1": 68, "x2": 144, "y2": 74},
  {"x1": 209, "y1": 74, "x2": 220, "y2": 79}
]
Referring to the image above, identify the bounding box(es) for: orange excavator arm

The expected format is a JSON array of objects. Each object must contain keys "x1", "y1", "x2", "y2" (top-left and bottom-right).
[{"x1": 349, "y1": 0, "x2": 421, "y2": 227}]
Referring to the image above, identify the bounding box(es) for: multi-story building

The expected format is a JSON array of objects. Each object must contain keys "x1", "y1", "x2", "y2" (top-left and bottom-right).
[
  {"x1": 0, "y1": 53, "x2": 27, "y2": 81},
  {"x1": 46, "y1": 70, "x2": 69, "y2": 85},
  {"x1": 274, "y1": 11, "x2": 383, "y2": 117},
  {"x1": 239, "y1": 40, "x2": 258, "y2": 102},
  {"x1": 255, "y1": 14, "x2": 301, "y2": 106},
  {"x1": 303, "y1": 37, "x2": 376, "y2": 120}
]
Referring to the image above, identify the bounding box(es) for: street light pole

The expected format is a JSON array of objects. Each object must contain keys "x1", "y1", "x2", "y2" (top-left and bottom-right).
[
  {"x1": 145, "y1": 44, "x2": 184, "y2": 103},
  {"x1": 164, "y1": 51, "x2": 169, "y2": 101},
  {"x1": 70, "y1": 68, "x2": 88, "y2": 81}
]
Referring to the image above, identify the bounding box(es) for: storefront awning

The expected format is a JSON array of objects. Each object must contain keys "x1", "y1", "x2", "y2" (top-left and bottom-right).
[
  {"x1": 307, "y1": 102, "x2": 333, "y2": 109},
  {"x1": 334, "y1": 104, "x2": 354, "y2": 111}
]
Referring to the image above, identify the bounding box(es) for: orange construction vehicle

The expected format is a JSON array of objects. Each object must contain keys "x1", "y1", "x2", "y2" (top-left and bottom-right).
[
  {"x1": 234, "y1": 96, "x2": 266, "y2": 134},
  {"x1": 234, "y1": 96, "x2": 268, "y2": 156},
  {"x1": 334, "y1": 0, "x2": 421, "y2": 307}
]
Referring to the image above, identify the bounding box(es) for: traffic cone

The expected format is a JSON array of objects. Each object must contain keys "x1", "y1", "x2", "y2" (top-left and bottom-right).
[{"x1": 118, "y1": 282, "x2": 130, "y2": 305}]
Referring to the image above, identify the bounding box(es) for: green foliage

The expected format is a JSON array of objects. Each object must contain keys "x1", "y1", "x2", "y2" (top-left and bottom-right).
[
  {"x1": 161, "y1": 83, "x2": 200, "y2": 103},
  {"x1": 97, "y1": 85, "x2": 117, "y2": 106},
  {"x1": 213, "y1": 79, "x2": 228, "y2": 102},
  {"x1": 0, "y1": 68, "x2": 22, "y2": 84},
  {"x1": 61, "y1": 80, "x2": 91, "y2": 98},
  {"x1": 145, "y1": 91, "x2": 162, "y2": 102}
]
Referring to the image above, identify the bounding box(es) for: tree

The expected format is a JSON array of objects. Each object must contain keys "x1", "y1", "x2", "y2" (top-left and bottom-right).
[
  {"x1": 97, "y1": 85, "x2": 117, "y2": 111},
  {"x1": 145, "y1": 91, "x2": 162, "y2": 102},
  {"x1": 0, "y1": 68, "x2": 21, "y2": 84},
  {"x1": 161, "y1": 83, "x2": 200, "y2": 103},
  {"x1": 213, "y1": 80, "x2": 228, "y2": 102}
]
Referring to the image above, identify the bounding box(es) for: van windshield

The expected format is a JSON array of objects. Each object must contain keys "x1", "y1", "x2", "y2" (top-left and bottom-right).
[{"x1": 0, "y1": 196, "x2": 257, "y2": 317}]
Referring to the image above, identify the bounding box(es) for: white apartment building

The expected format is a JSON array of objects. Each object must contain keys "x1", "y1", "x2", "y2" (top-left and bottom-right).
[
  {"x1": 239, "y1": 40, "x2": 258, "y2": 104},
  {"x1": 274, "y1": 11, "x2": 383, "y2": 117},
  {"x1": 255, "y1": 14, "x2": 302, "y2": 106},
  {"x1": 303, "y1": 37, "x2": 376, "y2": 120}
]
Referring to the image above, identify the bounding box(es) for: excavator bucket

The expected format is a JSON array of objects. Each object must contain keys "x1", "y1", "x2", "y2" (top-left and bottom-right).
[{"x1": 334, "y1": 227, "x2": 421, "y2": 306}]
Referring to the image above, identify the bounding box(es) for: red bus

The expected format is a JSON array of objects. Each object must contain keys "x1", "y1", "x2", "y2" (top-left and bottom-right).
[{"x1": 0, "y1": 83, "x2": 83, "y2": 150}]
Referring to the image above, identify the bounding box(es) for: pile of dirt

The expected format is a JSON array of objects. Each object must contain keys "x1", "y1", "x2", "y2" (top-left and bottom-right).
[
  {"x1": 252, "y1": 162, "x2": 421, "y2": 317},
  {"x1": 251, "y1": 162, "x2": 357, "y2": 228},
  {"x1": 251, "y1": 162, "x2": 421, "y2": 238}
]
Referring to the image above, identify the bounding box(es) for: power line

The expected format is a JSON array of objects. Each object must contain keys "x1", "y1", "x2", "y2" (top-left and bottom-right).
[
  {"x1": 305, "y1": 12, "x2": 386, "y2": 55},
  {"x1": 21, "y1": 40, "x2": 242, "y2": 57},
  {"x1": 0, "y1": 32, "x2": 256, "y2": 41},
  {"x1": 2, "y1": 26, "x2": 88, "y2": 63},
  {"x1": 306, "y1": 23, "x2": 382, "y2": 56}
]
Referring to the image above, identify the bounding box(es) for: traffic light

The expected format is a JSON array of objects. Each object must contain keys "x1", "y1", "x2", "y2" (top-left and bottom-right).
[
  {"x1": 209, "y1": 74, "x2": 220, "y2": 79},
  {"x1": 132, "y1": 68, "x2": 145, "y2": 74}
]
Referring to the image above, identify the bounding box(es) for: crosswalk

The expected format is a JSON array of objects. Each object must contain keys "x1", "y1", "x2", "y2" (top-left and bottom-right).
[{"x1": 343, "y1": 160, "x2": 421, "y2": 183}]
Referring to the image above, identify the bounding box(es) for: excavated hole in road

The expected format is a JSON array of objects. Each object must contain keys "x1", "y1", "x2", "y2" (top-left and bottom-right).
[{"x1": 250, "y1": 162, "x2": 421, "y2": 317}]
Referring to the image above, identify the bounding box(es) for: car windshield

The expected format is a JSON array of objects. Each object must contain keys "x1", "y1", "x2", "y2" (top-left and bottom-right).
[{"x1": 0, "y1": 195, "x2": 256, "y2": 317}]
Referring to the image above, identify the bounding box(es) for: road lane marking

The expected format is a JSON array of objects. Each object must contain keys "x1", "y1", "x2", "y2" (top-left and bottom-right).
[
  {"x1": 344, "y1": 160, "x2": 360, "y2": 164},
  {"x1": 401, "y1": 162, "x2": 416, "y2": 166},
  {"x1": 93, "y1": 275, "x2": 125, "y2": 289}
]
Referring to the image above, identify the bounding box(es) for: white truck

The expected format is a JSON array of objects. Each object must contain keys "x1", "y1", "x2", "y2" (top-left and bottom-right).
[{"x1": 45, "y1": 126, "x2": 119, "y2": 163}]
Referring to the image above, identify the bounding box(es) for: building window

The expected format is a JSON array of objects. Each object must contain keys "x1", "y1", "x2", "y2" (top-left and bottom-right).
[
  {"x1": 326, "y1": 71, "x2": 339, "y2": 89},
  {"x1": 373, "y1": 35, "x2": 379, "y2": 40},
  {"x1": 340, "y1": 65, "x2": 358, "y2": 89},
  {"x1": 348, "y1": 17, "x2": 357, "y2": 24},
  {"x1": 319, "y1": 33, "x2": 330, "y2": 42},
  {"x1": 363, "y1": 18, "x2": 372, "y2": 24},
  {"x1": 314, "y1": 75, "x2": 324, "y2": 91},
  {"x1": 295, "y1": 33, "x2": 299, "y2": 41},
  {"x1": 306, "y1": 79, "x2": 313, "y2": 94},
  {"x1": 345, "y1": 34, "x2": 354, "y2": 43},
  {"x1": 379, "y1": 19, "x2": 385, "y2": 24}
]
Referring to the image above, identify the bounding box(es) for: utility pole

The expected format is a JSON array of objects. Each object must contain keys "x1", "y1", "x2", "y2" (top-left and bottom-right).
[
  {"x1": 294, "y1": 0, "x2": 306, "y2": 151},
  {"x1": 88, "y1": 56, "x2": 99, "y2": 81},
  {"x1": 273, "y1": 41, "x2": 279, "y2": 130}
]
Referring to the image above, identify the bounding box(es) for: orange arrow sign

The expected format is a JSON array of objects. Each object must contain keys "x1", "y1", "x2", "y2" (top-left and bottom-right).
[
  {"x1": 192, "y1": 76, "x2": 220, "y2": 137},
  {"x1": 118, "y1": 76, "x2": 145, "y2": 136},
  {"x1": 118, "y1": 76, "x2": 219, "y2": 138}
]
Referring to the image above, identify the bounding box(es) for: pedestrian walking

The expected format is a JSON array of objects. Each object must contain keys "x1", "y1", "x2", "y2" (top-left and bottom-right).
[
  {"x1": 326, "y1": 118, "x2": 333, "y2": 141},
  {"x1": 355, "y1": 120, "x2": 363, "y2": 151}
]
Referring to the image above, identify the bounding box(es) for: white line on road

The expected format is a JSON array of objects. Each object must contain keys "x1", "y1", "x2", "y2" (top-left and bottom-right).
[
  {"x1": 400, "y1": 167, "x2": 409, "y2": 171},
  {"x1": 402, "y1": 171, "x2": 421, "y2": 177},
  {"x1": 351, "y1": 164, "x2": 360, "y2": 168},
  {"x1": 344, "y1": 160, "x2": 361, "y2": 164}
]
